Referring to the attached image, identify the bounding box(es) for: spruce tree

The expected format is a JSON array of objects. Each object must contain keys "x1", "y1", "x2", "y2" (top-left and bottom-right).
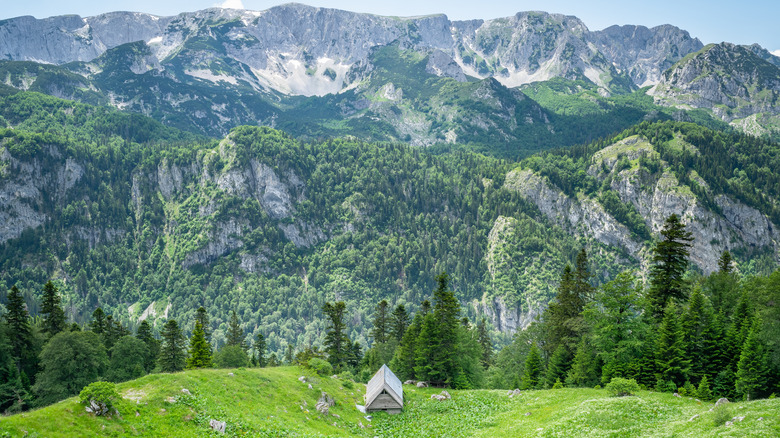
[
  {"x1": 647, "y1": 214, "x2": 693, "y2": 319},
  {"x1": 545, "y1": 260, "x2": 588, "y2": 356},
  {"x1": 682, "y1": 288, "x2": 716, "y2": 383},
  {"x1": 40, "y1": 281, "x2": 66, "y2": 337},
  {"x1": 186, "y1": 321, "x2": 212, "y2": 369},
  {"x1": 136, "y1": 320, "x2": 159, "y2": 372},
  {"x1": 414, "y1": 313, "x2": 437, "y2": 381},
  {"x1": 655, "y1": 303, "x2": 690, "y2": 388},
  {"x1": 195, "y1": 306, "x2": 211, "y2": 341},
  {"x1": 89, "y1": 308, "x2": 107, "y2": 335},
  {"x1": 521, "y1": 343, "x2": 542, "y2": 390},
  {"x1": 476, "y1": 317, "x2": 493, "y2": 369},
  {"x1": 545, "y1": 344, "x2": 572, "y2": 388},
  {"x1": 430, "y1": 272, "x2": 461, "y2": 386},
  {"x1": 158, "y1": 319, "x2": 186, "y2": 373},
  {"x1": 322, "y1": 301, "x2": 351, "y2": 370},
  {"x1": 225, "y1": 310, "x2": 244, "y2": 349},
  {"x1": 697, "y1": 375, "x2": 713, "y2": 401},
  {"x1": 284, "y1": 343, "x2": 294, "y2": 365},
  {"x1": 735, "y1": 318, "x2": 769, "y2": 400},
  {"x1": 390, "y1": 304, "x2": 409, "y2": 342},
  {"x1": 371, "y1": 300, "x2": 389, "y2": 345},
  {"x1": 566, "y1": 338, "x2": 600, "y2": 387},
  {"x1": 391, "y1": 313, "x2": 421, "y2": 380},
  {"x1": 254, "y1": 334, "x2": 267, "y2": 367},
  {"x1": 3, "y1": 285, "x2": 37, "y2": 383},
  {"x1": 718, "y1": 250, "x2": 733, "y2": 274}
]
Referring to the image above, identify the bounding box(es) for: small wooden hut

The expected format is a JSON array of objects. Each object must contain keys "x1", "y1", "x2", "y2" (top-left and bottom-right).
[{"x1": 365, "y1": 364, "x2": 403, "y2": 414}]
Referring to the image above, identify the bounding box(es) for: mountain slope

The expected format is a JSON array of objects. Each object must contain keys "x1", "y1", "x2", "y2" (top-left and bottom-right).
[
  {"x1": 650, "y1": 43, "x2": 780, "y2": 138},
  {"x1": 1, "y1": 367, "x2": 778, "y2": 437}
]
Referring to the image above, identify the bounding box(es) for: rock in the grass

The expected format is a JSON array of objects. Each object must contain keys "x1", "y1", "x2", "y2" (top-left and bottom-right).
[
  {"x1": 135, "y1": 411, "x2": 140, "y2": 417},
  {"x1": 331, "y1": 375, "x2": 339, "y2": 379},
  {"x1": 404, "y1": 380, "x2": 416, "y2": 385},
  {"x1": 440, "y1": 390, "x2": 451, "y2": 400},
  {"x1": 524, "y1": 412, "x2": 531, "y2": 416},
  {"x1": 431, "y1": 394, "x2": 446, "y2": 401},
  {"x1": 209, "y1": 419, "x2": 226, "y2": 434},
  {"x1": 673, "y1": 393, "x2": 681, "y2": 398},
  {"x1": 358, "y1": 421, "x2": 364, "y2": 428},
  {"x1": 298, "y1": 376, "x2": 306, "y2": 382},
  {"x1": 716, "y1": 398, "x2": 730, "y2": 406},
  {"x1": 507, "y1": 389, "x2": 522, "y2": 398},
  {"x1": 316, "y1": 392, "x2": 335, "y2": 414},
  {"x1": 725, "y1": 421, "x2": 733, "y2": 427},
  {"x1": 228, "y1": 373, "x2": 234, "y2": 377},
  {"x1": 416, "y1": 381, "x2": 428, "y2": 388},
  {"x1": 166, "y1": 397, "x2": 176, "y2": 403},
  {"x1": 688, "y1": 414, "x2": 699, "y2": 422},
  {"x1": 181, "y1": 388, "x2": 191, "y2": 395},
  {"x1": 308, "y1": 384, "x2": 313, "y2": 390},
  {"x1": 332, "y1": 414, "x2": 340, "y2": 418},
  {"x1": 732, "y1": 416, "x2": 745, "y2": 422}
]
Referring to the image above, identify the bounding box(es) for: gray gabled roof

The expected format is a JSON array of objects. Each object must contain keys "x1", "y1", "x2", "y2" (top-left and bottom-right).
[{"x1": 365, "y1": 364, "x2": 403, "y2": 408}]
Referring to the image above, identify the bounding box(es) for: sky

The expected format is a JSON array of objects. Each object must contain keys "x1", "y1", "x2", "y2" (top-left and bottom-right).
[{"x1": 2, "y1": 1, "x2": 778, "y2": 56}]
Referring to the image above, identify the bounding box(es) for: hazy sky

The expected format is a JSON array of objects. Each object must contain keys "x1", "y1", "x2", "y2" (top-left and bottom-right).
[{"x1": 2, "y1": 1, "x2": 778, "y2": 55}]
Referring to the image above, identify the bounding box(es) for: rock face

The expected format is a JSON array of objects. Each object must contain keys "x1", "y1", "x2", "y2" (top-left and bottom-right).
[
  {"x1": 0, "y1": 5, "x2": 705, "y2": 95},
  {"x1": 589, "y1": 24, "x2": 703, "y2": 87},
  {"x1": 650, "y1": 43, "x2": 780, "y2": 124}
]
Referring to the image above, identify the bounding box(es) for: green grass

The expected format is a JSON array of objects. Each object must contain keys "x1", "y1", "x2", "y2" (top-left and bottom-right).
[{"x1": 2, "y1": 369, "x2": 778, "y2": 437}]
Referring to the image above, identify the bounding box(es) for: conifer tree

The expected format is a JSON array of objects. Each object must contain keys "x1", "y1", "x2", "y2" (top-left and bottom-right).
[
  {"x1": 682, "y1": 288, "x2": 716, "y2": 383},
  {"x1": 414, "y1": 313, "x2": 436, "y2": 381},
  {"x1": 735, "y1": 318, "x2": 769, "y2": 400},
  {"x1": 40, "y1": 281, "x2": 66, "y2": 337},
  {"x1": 284, "y1": 343, "x2": 294, "y2": 365},
  {"x1": 573, "y1": 248, "x2": 593, "y2": 303},
  {"x1": 476, "y1": 317, "x2": 493, "y2": 369},
  {"x1": 424, "y1": 272, "x2": 461, "y2": 386},
  {"x1": 521, "y1": 343, "x2": 542, "y2": 390},
  {"x1": 390, "y1": 304, "x2": 409, "y2": 342},
  {"x1": 322, "y1": 301, "x2": 351, "y2": 370},
  {"x1": 655, "y1": 303, "x2": 690, "y2": 388},
  {"x1": 136, "y1": 320, "x2": 159, "y2": 372},
  {"x1": 371, "y1": 300, "x2": 389, "y2": 345},
  {"x1": 647, "y1": 214, "x2": 693, "y2": 319},
  {"x1": 254, "y1": 334, "x2": 267, "y2": 367},
  {"x1": 718, "y1": 250, "x2": 733, "y2": 274},
  {"x1": 545, "y1": 260, "x2": 588, "y2": 356},
  {"x1": 186, "y1": 321, "x2": 212, "y2": 369},
  {"x1": 545, "y1": 344, "x2": 572, "y2": 388},
  {"x1": 697, "y1": 375, "x2": 713, "y2": 401},
  {"x1": 391, "y1": 313, "x2": 421, "y2": 380},
  {"x1": 158, "y1": 319, "x2": 186, "y2": 373},
  {"x1": 566, "y1": 338, "x2": 600, "y2": 387},
  {"x1": 89, "y1": 308, "x2": 106, "y2": 335},
  {"x1": 226, "y1": 310, "x2": 245, "y2": 349},
  {"x1": 3, "y1": 285, "x2": 37, "y2": 383},
  {"x1": 195, "y1": 306, "x2": 211, "y2": 341}
]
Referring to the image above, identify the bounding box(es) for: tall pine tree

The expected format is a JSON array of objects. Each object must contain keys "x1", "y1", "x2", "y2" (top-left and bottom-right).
[
  {"x1": 3, "y1": 285, "x2": 37, "y2": 386},
  {"x1": 655, "y1": 303, "x2": 690, "y2": 389},
  {"x1": 40, "y1": 281, "x2": 66, "y2": 338},
  {"x1": 225, "y1": 310, "x2": 244, "y2": 349},
  {"x1": 136, "y1": 320, "x2": 159, "y2": 372},
  {"x1": 521, "y1": 343, "x2": 542, "y2": 390},
  {"x1": 186, "y1": 321, "x2": 212, "y2": 369},
  {"x1": 158, "y1": 319, "x2": 186, "y2": 373},
  {"x1": 647, "y1": 214, "x2": 693, "y2": 319},
  {"x1": 735, "y1": 317, "x2": 769, "y2": 400},
  {"x1": 322, "y1": 301, "x2": 351, "y2": 370},
  {"x1": 371, "y1": 300, "x2": 389, "y2": 345},
  {"x1": 390, "y1": 304, "x2": 409, "y2": 342}
]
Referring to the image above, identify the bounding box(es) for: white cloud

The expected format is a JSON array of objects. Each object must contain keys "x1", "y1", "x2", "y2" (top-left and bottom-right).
[
  {"x1": 217, "y1": 0, "x2": 245, "y2": 9},
  {"x1": 772, "y1": 50, "x2": 780, "y2": 58}
]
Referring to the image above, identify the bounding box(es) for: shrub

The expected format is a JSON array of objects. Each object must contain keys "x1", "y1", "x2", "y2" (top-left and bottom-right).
[
  {"x1": 655, "y1": 379, "x2": 677, "y2": 393},
  {"x1": 79, "y1": 381, "x2": 119, "y2": 416},
  {"x1": 552, "y1": 378, "x2": 564, "y2": 389},
  {"x1": 308, "y1": 358, "x2": 334, "y2": 376},
  {"x1": 214, "y1": 345, "x2": 250, "y2": 368},
  {"x1": 712, "y1": 404, "x2": 731, "y2": 427},
  {"x1": 605, "y1": 377, "x2": 640, "y2": 397}
]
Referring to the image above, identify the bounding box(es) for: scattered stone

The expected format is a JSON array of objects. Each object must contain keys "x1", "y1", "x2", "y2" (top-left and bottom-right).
[
  {"x1": 716, "y1": 398, "x2": 730, "y2": 406},
  {"x1": 673, "y1": 393, "x2": 682, "y2": 398},
  {"x1": 159, "y1": 409, "x2": 166, "y2": 414},
  {"x1": 364, "y1": 415, "x2": 372, "y2": 421},
  {"x1": 440, "y1": 390, "x2": 451, "y2": 400},
  {"x1": 331, "y1": 375, "x2": 339, "y2": 379},
  {"x1": 416, "y1": 381, "x2": 428, "y2": 388},
  {"x1": 725, "y1": 421, "x2": 733, "y2": 427},
  {"x1": 431, "y1": 394, "x2": 446, "y2": 401},
  {"x1": 85, "y1": 400, "x2": 109, "y2": 416},
  {"x1": 166, "y1": 397, "x2": 176, "y2": 403},
  {"x1": 695, "y1": 399, "x2": 700, "y2": 402},
  {"x1": 135, "y1": 411, "x2": 140, "y2": 417},
  {"x1": 316, "y1": 392, "x2": 335, "y2": 414},
  {"x1": 507, "y1": 389, "x2": 522, "y2": 398},
  {"x1": 359, "y1": 421, "x2": 365, "y2": 428},
  {"x1": 181, "y1": 388, "x2": 191, "y2": 395},
  {"x1": 298, "y1": 376, "x2": 306, "y2": 383},
  {"x1": 308, "y1": 384, "x2": 313, "y2": 390},
  {"x1": 758, "y1": 417, "x2": 764, "y2": 421},
  {"x1": 404, "y1": 380, "x2": 416, "y2": 385},
  {"x1": 228, "y1": 373, "x2": 234, "y2": 377},
  {"x1": 209, "y1": 419, "x2": 226, "y2": 434},
  {"x1": 303, "y1": 400, "x2": 307, "y2": 406},
  {"x1": 732, "y1": 416, "x2": 745, "y2": 422},
  {"x1": 524, "y1": 412, "x2": 531, "y2": 416},
  {"x1": 332, "y1": 414, "x2": 340, "y2": 418},
  {"x1": 688, "y1": 414, "x2": 699, "y2": 422}
]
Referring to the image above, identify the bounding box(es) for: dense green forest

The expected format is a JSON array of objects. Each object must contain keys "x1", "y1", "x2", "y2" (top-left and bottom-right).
[{"x1": 2, "y1": 91, "x2": 780, "y2": 413}]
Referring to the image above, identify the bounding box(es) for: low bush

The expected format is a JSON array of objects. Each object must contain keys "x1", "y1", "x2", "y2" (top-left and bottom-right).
[
  {"x1": 308, "y1": 358, "x2": 334, "y2": 376},
  {"x1": 79, "y1": 381, "x2": 119, "y2": 416},
  {"x1": 605, "y1": 377, "x2": 640, "y2": 397},
  {"x1": 712, "y1": 403, "x2": 731, "y2": 427}
]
